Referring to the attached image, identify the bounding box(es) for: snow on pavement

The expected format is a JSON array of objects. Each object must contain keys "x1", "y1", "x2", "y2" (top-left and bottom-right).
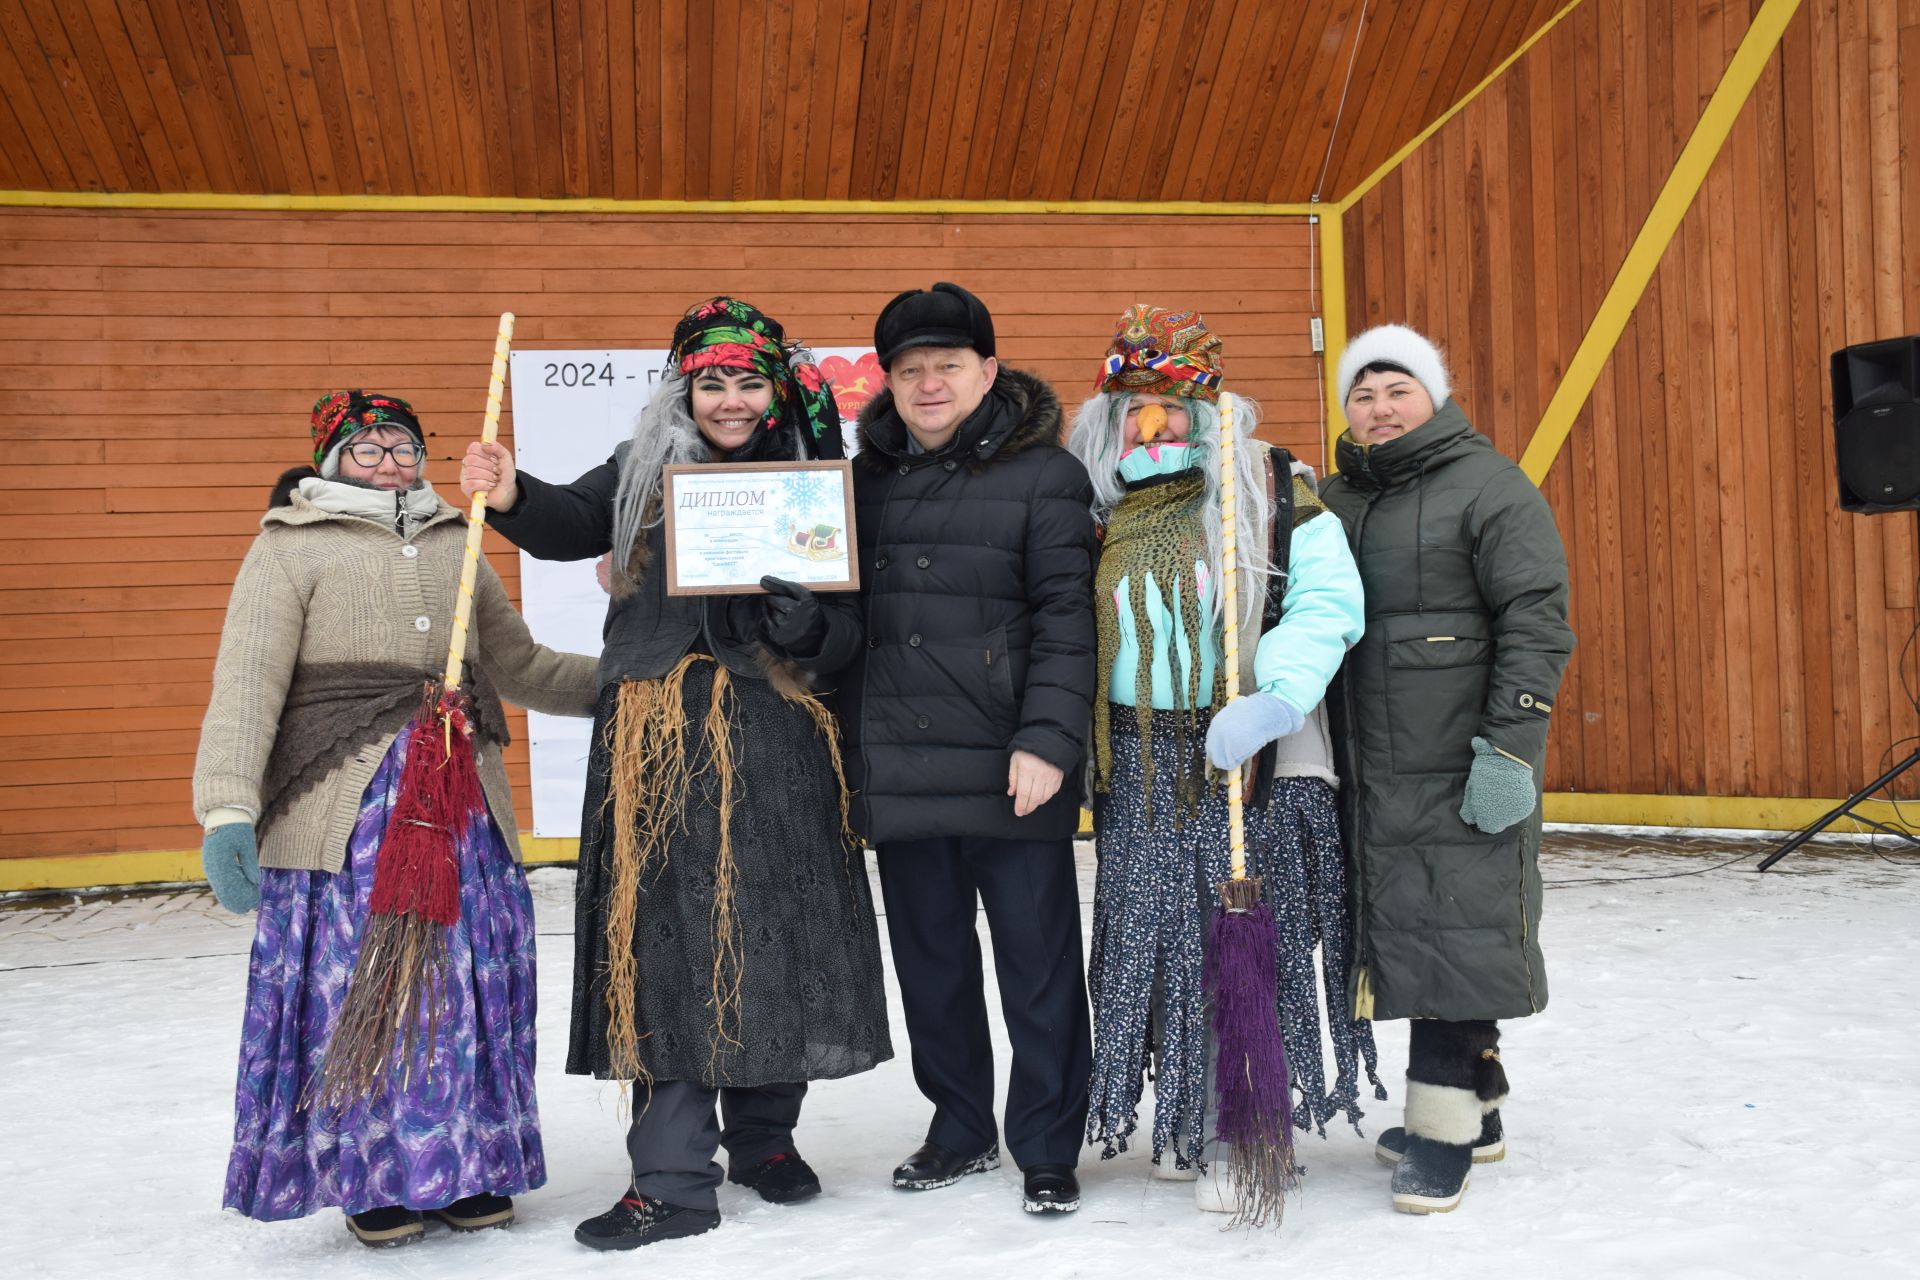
[{"x1": 1, "y1": 839, "x2": 1915, "y2": 1280}]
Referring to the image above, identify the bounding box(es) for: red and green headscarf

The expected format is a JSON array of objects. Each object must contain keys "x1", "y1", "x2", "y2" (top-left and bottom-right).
[
  {"x1": 669, "y1": 297, "x2": 845, "y2": 459},
  {"x1": 310, "y1": 390, "x2": 424, "y2": 469}
]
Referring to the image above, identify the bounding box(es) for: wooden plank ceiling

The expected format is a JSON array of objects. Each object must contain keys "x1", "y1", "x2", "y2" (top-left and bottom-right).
[{"x1": 0, "y1": 0, "x2": 1568, "y2": 203}]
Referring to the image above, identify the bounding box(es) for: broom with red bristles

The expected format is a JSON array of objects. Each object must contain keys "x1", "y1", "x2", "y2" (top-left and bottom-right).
[
  {"x1": 1203, "y1": 394, "x2": 1299, "y2": 1227},
  {"x1": 311, "y1": 313, "x2": 516, "y2": 1110}
]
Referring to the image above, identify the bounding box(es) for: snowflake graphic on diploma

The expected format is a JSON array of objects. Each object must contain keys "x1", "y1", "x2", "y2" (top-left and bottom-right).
[{"x1": 779, "y1": 471, "x2": 846, "y2": 564}]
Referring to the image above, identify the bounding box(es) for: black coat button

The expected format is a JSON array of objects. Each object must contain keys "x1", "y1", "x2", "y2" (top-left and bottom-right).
[
  {"x1": 867, "y1": 637, "x2": 880, "y2": 649},
  {"x1": 916, "y1": 556, "x2": 930, "y2": 568},
  {"x1": 898, "y1": 463, "x2": 910, "y2": 476},
  {"x1": 875, "y1": 556, "x2": 889, "y2": 569},
  {"x1": 908, "y1": 633, "x2": 922, "y2": 647},
  {"x1": 916, "y1": 715, "x2": 930, "y2": 729},
  {"x1": 943, "y1": 460, "x2": 957, "y2": 472}
]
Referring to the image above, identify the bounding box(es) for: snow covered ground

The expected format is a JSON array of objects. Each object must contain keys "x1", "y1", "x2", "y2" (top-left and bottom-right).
[{"x1": 3, "y1": 837, "x2": 1916, "y2": 1279}]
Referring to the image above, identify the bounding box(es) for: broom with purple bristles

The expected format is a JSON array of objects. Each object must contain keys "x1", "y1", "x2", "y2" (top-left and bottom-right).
[{"x1": 1204, "y1": 394, "x2": 1299, "y2": 1227}]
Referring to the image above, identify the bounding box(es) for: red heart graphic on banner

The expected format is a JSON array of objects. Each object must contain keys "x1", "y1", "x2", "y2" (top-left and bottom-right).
[{"x1": 820, "y1": 351, "x2": 883, "y2": 422}]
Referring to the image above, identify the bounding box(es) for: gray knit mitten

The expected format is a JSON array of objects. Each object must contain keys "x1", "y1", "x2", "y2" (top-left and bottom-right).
[
  {"x1": 1458, "y1": 737, "x2": 1536, "y2": 833},
  {"x1": 202, "y1": 822, "x2": 261, "y2": 914}
]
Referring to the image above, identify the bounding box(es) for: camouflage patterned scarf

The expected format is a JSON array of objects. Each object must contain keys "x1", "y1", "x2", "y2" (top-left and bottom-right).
[{"x1": 1093, "y1": 470, "x2": 1221, "y2": 827}]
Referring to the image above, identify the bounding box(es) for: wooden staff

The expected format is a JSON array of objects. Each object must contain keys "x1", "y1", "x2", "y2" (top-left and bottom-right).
[{"x1": 445, "y1": 311, "x2": 515, "y2": 695}]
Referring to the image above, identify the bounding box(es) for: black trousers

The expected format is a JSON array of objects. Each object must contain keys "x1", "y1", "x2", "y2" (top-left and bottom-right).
[
  {"x1": 626, "y1": 1080, "x2": 806, "y2": 1211},
  {"x1": 876, "y1": 834, "x2": 1092, "y2": 1169}
]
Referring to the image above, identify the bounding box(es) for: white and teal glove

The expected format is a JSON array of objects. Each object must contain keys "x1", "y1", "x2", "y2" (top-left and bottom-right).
[
  {"x1": 202, "y1": 822, "x2": 261, "y2": 914},
  {"x1": 1458, "y1": 736, "x2": 1537, "y2": 833}
]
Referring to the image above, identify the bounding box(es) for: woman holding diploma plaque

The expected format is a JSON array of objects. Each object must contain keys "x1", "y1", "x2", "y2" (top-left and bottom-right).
[{"x1": 462, "y1": 298, "x2": 891, "y2": 1252}]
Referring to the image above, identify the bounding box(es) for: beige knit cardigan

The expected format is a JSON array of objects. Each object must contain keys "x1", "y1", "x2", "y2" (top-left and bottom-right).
[{"x1": 192, "y1": 488, "x2": 599, "y2": 871}]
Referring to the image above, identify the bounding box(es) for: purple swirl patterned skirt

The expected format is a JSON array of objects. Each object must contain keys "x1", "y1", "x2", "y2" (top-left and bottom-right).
[{"x1": 222, "y1": 730, "x2": 545, "y2": 1222}]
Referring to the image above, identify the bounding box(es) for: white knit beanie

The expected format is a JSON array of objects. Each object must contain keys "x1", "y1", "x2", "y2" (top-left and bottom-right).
[{"x1": 1336, "y1": 324, "x2": 1451, "y2": 410}]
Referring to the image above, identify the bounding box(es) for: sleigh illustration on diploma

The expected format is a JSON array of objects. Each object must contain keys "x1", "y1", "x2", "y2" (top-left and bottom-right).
[
  {"x1": 661, "y1": 460, "x2": 860, "y2": 596},
  {"x1": 787, "y1": 519, "x2": 844, "y2": 562}
]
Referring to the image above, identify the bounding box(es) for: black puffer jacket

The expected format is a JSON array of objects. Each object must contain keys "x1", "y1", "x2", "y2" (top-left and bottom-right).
[
  {"x1": 842, "y1": 368, "x2": 1098, "y2": 844},
  {"x1": 1321, "y1": 401, "x2": 1575, "y2": 1023}
]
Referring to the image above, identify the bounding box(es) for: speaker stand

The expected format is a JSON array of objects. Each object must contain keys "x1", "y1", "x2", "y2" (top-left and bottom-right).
[{"x1": 1760, "y1": 744, "x2": 1920, "y2": 870}]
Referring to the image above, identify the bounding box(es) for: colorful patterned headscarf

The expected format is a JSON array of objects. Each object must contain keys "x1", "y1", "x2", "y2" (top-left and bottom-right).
[
  {"x1": 669, "y1": 296, "x2": 845, "y2": 459},
  {"x1": 310, "y1": 390, "x2": 423, "y2": 469},
  {"x1": 1096, "y1": 304, "x2": 1224, "y2": 403}
]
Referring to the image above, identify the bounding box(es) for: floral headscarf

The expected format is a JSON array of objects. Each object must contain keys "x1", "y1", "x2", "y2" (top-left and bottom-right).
[
  {"x1": 1095, "y1": 304, "x2": 1224, "y2": 403},
  {"x1": 669, "y1": 297, "x2": 845, "y2": 460},
  {"x1": 309, "y1": 390, "x2": 424, "y2": 469}
]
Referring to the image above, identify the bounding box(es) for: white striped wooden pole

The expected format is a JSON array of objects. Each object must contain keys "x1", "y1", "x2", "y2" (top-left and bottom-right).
[{"x1": 444, "y1": 312, "x2": 514, "y2": 695}]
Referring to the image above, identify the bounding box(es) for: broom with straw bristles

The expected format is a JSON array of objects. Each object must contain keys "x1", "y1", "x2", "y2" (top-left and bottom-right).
[
  {"x1": 311, "y1": 313, "x2": 516, "y2": 1110},
  {"x1": 1202, "y1": 394, "x2": 1299, "y2": 1227}
]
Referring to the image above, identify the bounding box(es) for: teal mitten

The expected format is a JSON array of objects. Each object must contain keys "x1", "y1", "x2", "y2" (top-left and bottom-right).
[
  {"x1": 1458, "y1": 736, "x2": 1536, "y2": 834},
  {"x1": 202, "y1": 822, "x2": 261, "y2": 914}
]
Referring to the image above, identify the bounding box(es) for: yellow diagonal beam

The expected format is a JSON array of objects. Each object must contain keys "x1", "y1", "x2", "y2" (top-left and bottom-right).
[{"x1": 1518, "y1": 0, "x2": 1805, "y2": 485}]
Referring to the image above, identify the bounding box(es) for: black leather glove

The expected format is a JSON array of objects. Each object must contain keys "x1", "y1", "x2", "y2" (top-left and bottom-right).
[{"x1": 760, "y1": 575, "x2": 828, "y2": 653}]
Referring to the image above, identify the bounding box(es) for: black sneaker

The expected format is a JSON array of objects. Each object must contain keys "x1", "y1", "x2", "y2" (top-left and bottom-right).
[
  {"x1": 427, "y1": 1192, "x2": 515, "y2": 1231},
  {"x1": 573, "y1": 1188, "x2": 722, "y2": 1251},
  {"x1": 891, "y1": 1141, "x2": 1001, "y2": 1190},
  {"x1": 345, "y1": 1205, "x2": 425, "y2": 1248},
  {"x1": 1375, "y1": 1109, "x2": 1505, "y2": 1166},
  {"x1": 1020, "y1": 1164, "x2": 1080, "y2": 1214},
  {"x1": 729, "y1": 1150, "x2": 822, "y2": 1204},
  {"x1": 1390, "y1": 1135, "x2": 1474, "y2": 1214}
]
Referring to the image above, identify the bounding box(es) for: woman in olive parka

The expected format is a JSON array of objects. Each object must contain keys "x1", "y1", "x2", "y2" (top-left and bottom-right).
[{"x1": 1319, "y1": 324, "x2": 1574, "y2": 1216}]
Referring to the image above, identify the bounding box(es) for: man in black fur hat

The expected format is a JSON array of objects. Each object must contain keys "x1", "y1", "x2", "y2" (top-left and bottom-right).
[{"x1": 840, "y1": 283, "x2": 1098, "y2": 1215}]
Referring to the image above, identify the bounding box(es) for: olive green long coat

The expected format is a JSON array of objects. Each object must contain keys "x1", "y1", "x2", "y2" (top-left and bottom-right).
[{"x1": 1321, "y1": 401, "x2": 1575, "y2": 1022}]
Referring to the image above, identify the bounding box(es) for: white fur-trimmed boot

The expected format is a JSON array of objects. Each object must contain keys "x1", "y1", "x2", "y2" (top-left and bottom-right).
[
  {"x1": 1375, "y1": 1107, "x2": 1505, "y2": 1165},
  {"x1": 1388, "y1": 1082, "x2": 1480, "y2": 1213},
  {"x1": 1388, "y1": 1020, "x2": 1508, "y2": 1215}
]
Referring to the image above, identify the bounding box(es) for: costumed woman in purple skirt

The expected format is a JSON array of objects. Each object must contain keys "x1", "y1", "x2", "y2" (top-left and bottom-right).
[{"x1": 193, "y1": 391, "x2": 598, "y2": 1248}]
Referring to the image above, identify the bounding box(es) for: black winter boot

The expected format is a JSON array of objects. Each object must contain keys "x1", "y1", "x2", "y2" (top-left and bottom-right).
[
  {"x1": 891, "y1": 1141, "x2": 1000, "y2": 1190},
  {"x1": 1390, "y1": 1134, "x2": 1474, "y2": 1214},
  {"x1": 729, "y1": 1150, "x2": 823, "y2": 1204},
  {"x1": 427, "y1": 1192, "x2": 515, "y2": 1231},
  {"x1": 1021, "y1": 1164, "x2": 1081, "y2": 1214},
  {"x1": 573, "y1": 1188, "x2": 721, "y2": 1251},
  {"x1": 1375, "y1": 1109, "x2": 1505, "y2": 1165},
  {"x1": 345, "y1": 1205, "x2": 425, "y2": 1248}
]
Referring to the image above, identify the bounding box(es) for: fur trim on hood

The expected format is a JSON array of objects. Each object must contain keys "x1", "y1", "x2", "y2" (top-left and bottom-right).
[
  {"x1": 854, "y1": 366, "x2": 1063, "y2": 473},
  {"x1": 269, "y1": 465, "x2": 319, "y2": 509}
]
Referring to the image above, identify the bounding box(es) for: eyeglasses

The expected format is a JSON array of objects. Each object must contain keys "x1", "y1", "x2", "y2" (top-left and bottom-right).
[{"x1": 343, "y1": 440, "x2": 426, "y2": 467}]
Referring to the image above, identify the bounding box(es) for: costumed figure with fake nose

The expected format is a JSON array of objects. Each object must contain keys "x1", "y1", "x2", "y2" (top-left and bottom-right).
[
  {"x1": 1065, "y1": 307, "x2": 1382, "y2": 1213},
  {"x1": 1320, "y1": 324, "x2": 1574, "y2": 1215},
  {"x1": 461, "y1": 298, "x2": 892, "y2": 1252},
  {"x1": 195, "y1": 392, "x2": 599, "y2": 1248}
]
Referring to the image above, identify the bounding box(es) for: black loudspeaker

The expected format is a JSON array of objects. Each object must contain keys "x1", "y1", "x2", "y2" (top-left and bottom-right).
[{"x1": 1833, "y1": 335, "x2": 1920, "y2": 512}]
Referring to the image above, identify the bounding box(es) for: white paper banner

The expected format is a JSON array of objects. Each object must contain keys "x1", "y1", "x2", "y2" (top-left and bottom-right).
[{"x1": 507, "y1": 346, "x2": 881, "y2": 836}]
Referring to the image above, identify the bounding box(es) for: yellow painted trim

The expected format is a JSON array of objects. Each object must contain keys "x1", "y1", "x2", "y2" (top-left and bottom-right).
[
  {"x1": 0, "y1": 189, "x2": 1318, "y2": 218},
  {"x1": 516, "y1": 836, "x2": 583, "y2": 866},
  {"x1": 1336, "y1": 0, "x2": 1592, "y2": 214},
  {"x1": 1541, "y1": 791, "x2": 1918, "y2": 833},
  {"x1": 0, "y1": 850, "x2": 205, "y2": 893},
  {"x1": 1518, "y1": 0, "x2": 1804, "y2": 484},
  {"x1": 7, "y1": 791, "x2": 1908, "y2": 892},
  {"x1": 1319, "y1": 204, "x2": 1348, "y2": 470}
]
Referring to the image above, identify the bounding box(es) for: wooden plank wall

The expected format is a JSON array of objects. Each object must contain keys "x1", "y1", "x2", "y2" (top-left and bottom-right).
[
  {"x1": 0, "y1": 0, "x2": 1567, "y2": 205},
  {"x1": 1343, "y1": 0, "x2": 1920, "y2": 800},
  {"x1": 0, "y1": 206, "x2": 1317, "y2": 864}
]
